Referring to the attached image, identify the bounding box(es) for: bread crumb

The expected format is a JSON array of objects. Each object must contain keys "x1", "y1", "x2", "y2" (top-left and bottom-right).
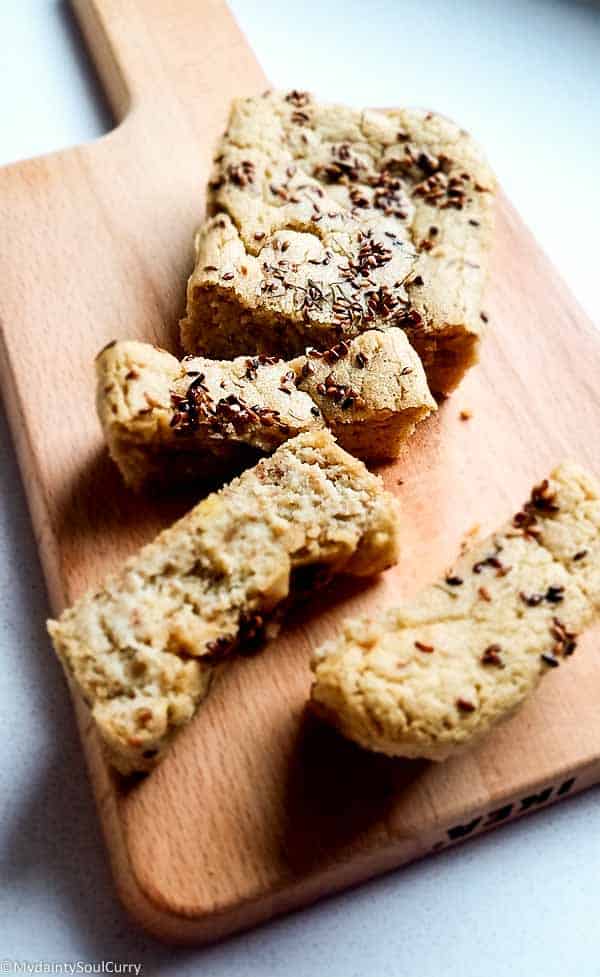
[{"x1": 460, "y1": 523, "x2": 481, "y2": 555}]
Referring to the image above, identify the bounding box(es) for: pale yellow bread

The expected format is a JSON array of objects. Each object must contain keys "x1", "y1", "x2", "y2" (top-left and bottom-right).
[
  {"x1": 96, "y1": 330, "x2": 434, "y2": 489},
  {"x1": 48, "y1": 431, "x2": 400, "y2": 774},
  {"x1": 181, "y1": 90, "x2": 495, "y2": 395},
  {"x1": 311, "y1": 463, "x2": 600, "y2": 760}
]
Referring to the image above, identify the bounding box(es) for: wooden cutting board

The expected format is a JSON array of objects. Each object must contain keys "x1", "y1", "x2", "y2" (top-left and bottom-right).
[{"x1": 1, "y1": 0, "x2": 600, "y2": 945}]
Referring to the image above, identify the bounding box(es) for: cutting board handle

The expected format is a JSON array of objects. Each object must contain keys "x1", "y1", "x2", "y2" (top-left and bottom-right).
[{"x1": 72, "y1": 0, "x2": 264, "y2": 125}]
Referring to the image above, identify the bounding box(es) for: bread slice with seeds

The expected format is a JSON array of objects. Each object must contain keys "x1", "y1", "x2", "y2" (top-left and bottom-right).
[
  {"x1": 96, "y1": 338, "x2": 323, "y2": 491},
  {"x1": 96, "y1": 329, "x2": 434, "y2": 490},
  {"x1": 311, "y1": 463, "x2": 600, "y2": 761},
  {"x1": 181, "y1": 90, "x2": 495, "y2": 395},
  {"x1": 293, "y1": 327, "x2": 434, "y2": 458},
  {"x1": 48, "y1": 430, "x2": 401, "y2": 774}
]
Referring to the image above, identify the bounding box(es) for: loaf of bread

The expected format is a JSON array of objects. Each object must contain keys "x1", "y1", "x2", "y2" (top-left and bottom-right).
[
  {"x1": 48, "y1": 431, "x2": 401, "y2": 774},
  {"x1": 96, "y1": 329, "x2": 434, "y2": 490},
  {"x1": 181, "y1": 90, "x2": 495, "y2": 394},
  {"x1": 311, "y1": 463, "x2": 600, "y2": 760}
]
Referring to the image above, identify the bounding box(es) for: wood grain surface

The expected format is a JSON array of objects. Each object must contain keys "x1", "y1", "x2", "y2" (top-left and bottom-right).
[{"x1": 1, "y1": 0, "x2": 600, "y2": 945}]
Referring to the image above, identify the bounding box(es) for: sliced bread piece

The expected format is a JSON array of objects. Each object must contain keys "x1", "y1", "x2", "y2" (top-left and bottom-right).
[
  {"x1": 311, "y1": 463, "x2": 600, "y2": 760},
  {"x1": 48, "y1": 431, "x2": 400, "y2": 774},
  {"x1": 293, "y1": 328, "x2": 434, "y2": 459},
  {"x1": 96, "y1": 338, "x2": 322, "y2": 490},
  {"x1": 96, "y1": 329, "x2": 434, "y2": 490}
]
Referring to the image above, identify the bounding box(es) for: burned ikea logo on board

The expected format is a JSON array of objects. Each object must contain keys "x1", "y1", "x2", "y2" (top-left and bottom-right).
[{"x1": 431, "y1": 777, "x2": 576, "y2": 851}]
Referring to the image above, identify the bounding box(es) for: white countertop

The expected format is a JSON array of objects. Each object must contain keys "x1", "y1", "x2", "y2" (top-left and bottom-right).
[{"x1": 1, "y1": 1, "x2": 599, "y2": 974}]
